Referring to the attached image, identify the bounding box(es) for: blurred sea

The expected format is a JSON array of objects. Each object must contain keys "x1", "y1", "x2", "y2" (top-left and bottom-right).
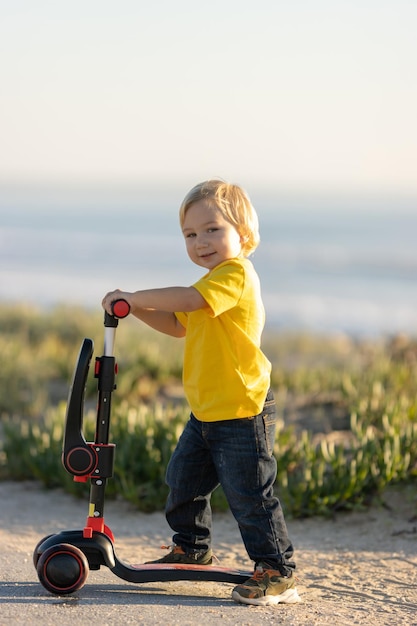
[{"x1": 1, "y1": 184, "x2": 417, "y2": 337}]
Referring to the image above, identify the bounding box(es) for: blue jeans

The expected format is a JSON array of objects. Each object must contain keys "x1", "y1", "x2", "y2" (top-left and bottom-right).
[{"x1": 165, "y1": 390, "x2": 295, "y2": 574}]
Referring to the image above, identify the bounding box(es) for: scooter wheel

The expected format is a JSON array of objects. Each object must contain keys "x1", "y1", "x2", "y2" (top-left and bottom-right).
[
  {"x1": 37, "y1": 543, "x2": 89, "y2": 595},
  {"x1": 33, "y1": 534, "x2": 54, "y2": 568}
]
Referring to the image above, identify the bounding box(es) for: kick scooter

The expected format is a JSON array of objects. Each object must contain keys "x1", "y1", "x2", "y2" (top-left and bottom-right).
[{"x1": 33, "y1": 300, "x2": 252, "y2": 595}]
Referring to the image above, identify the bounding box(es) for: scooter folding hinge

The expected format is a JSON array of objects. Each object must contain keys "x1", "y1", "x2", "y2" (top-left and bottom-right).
[
  {"x1": 83, "y1": 517, "x2": 104, "y2": 537},
  {"x1": 83, "y1": 518, "x2": 115, "y2": 543},
  {"x1": 89, "y1": 443, "x2": 116, "y2": 479},
  {"x1": 64, "y1": 443, "x2": 115, "y2": 480}
]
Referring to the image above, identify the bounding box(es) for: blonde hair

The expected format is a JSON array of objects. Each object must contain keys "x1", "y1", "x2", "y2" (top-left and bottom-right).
[{"x1": 179, "y1": 180, "x2": 260, "y2": 257}]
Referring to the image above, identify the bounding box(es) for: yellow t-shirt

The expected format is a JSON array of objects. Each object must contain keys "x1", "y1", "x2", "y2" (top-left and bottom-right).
[{"x1": 175, "y1": 258, "x2": 271, "y2": 422}]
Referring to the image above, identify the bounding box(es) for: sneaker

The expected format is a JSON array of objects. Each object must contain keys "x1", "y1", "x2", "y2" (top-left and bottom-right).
[
  {"x1": 145, "y1": 545, "x2": 213, "y2": 565},
  {"x1": 232, "y1": 563, "x2": 301, "y2": 606}
]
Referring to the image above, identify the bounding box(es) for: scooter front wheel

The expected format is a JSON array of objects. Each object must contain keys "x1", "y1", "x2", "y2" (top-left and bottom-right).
[
  {"x1": 37, "y1": 543, "x2": 89, "y2": 595},
  {"x1": 33, "y1": 534, "x2": 54, "y2": 568}
]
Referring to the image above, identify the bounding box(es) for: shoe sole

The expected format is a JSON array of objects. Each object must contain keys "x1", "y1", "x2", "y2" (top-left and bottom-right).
[{"x1": 232, "y1": 587, "x2": 301, "y2": 606}]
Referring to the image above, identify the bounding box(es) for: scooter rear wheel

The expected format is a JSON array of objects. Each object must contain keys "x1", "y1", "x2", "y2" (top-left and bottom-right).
[{"x1": 37, "y1": 543, "x2": 89, "y2": 595}]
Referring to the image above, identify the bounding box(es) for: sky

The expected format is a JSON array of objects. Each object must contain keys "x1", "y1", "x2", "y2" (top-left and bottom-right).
[{"x1": 0, "y1": 0, "x2": 416, "y2": 196}]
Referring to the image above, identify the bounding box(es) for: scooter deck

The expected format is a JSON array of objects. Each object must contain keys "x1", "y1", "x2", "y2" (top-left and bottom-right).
[
  {"x1": 36, "y1": 530, "x2": 252, "y2": 585},
  {"x1": 111, "y1": 560, "x2": 251, "y2": 584}
]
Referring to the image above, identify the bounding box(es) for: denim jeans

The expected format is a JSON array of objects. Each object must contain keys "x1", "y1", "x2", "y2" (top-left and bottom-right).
[{"x1": 165, "y1": 390, "x2": 296, "y2": 574}]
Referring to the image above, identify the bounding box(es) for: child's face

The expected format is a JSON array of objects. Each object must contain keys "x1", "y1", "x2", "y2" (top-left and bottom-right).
[{"x1": 182, "y1": 200, "x2": 244, "y2": 270}]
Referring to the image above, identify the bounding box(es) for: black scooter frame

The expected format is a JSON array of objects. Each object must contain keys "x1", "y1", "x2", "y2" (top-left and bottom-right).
[{"x1": 34, "y1": 302, "x2": 251, "y2": 595}]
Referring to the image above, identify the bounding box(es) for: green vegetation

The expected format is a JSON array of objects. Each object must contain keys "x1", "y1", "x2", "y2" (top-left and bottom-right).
[{"x1": 0, "y1": 303, "x2": 416, "y2": 517}]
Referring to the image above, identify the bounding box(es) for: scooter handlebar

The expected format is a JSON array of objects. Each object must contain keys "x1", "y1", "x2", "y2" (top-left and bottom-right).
[
  {"x1": 111, "y1": 299, "x2": 131, "y2": 319},
  {"x1": 104, "y1": 299, "x2": 130, "y2": 328}
]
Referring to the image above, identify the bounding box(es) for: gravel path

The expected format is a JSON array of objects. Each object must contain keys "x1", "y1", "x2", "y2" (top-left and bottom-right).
[{"x1": 1, "y1": 481, "x2": 416, "y2": 625}]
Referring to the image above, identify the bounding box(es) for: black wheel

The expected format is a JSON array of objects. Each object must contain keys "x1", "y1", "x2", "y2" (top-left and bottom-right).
[
  {"x1": 37, "y1": 543, "x2": 89, "y2": 595},
  {"x1": 33, "y1": 534, "x2": 54, "y2": 568}
]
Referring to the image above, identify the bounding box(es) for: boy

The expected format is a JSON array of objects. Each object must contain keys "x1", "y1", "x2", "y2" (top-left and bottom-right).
[{"x1": 102, "y1": 180, "x2": 300, "y2": 606}]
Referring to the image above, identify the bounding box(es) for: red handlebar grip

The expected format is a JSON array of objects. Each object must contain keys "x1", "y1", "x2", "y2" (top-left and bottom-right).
[{"x1": 111, "y1": 299, "x2": 131, "y2": 319}]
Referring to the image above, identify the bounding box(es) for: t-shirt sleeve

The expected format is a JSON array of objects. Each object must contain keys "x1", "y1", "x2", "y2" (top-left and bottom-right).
[
  {"x1": 192, "y1": 261, "x2": 245, "y2": 317},
  {"x1": 174, "y1": 311, "x2": 188, "y2": 327}
]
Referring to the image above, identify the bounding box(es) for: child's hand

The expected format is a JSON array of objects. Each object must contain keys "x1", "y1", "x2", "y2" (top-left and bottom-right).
[{"x1": 102, "y1": 289, "x2": 131, "y2": 315}]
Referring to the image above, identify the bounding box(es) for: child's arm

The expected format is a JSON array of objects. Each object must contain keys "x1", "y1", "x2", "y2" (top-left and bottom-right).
[{"x1": 102, "y1": 286, "x2": 207, "y2": 337}]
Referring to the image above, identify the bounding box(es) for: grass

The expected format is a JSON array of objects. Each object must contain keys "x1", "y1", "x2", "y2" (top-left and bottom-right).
[{"x1": 0, "y1": 303, "x2": 416, "y2": 517}]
